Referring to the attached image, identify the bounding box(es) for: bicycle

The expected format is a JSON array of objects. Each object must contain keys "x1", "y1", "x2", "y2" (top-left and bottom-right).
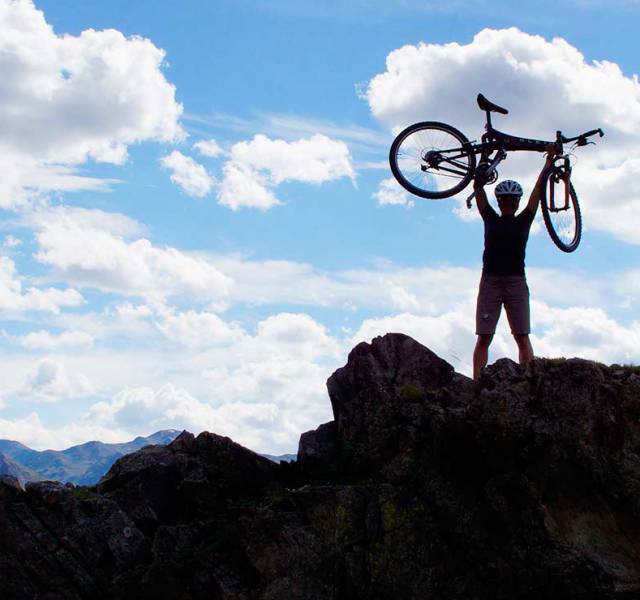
[{"x1": 389, "y1": 93, "x2": 604, "y2": 252}]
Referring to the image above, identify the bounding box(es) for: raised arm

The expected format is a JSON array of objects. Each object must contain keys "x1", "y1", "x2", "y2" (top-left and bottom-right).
[
  {"x1": 473, "y1": 173, "x2": 489, "y2": 215},
  {"x1": 526, "y1": 148, "x2": 556, "y2": 216}
]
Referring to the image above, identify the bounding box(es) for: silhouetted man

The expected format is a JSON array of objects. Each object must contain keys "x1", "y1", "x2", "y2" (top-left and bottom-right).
[{"x1": 472, "y1": 152, "x2": 555, "y2": 380}]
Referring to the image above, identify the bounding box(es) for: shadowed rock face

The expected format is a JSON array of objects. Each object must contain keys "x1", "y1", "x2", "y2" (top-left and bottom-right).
[{"x1": 1, "y1": 332, "x2": 640, "y2": 599}]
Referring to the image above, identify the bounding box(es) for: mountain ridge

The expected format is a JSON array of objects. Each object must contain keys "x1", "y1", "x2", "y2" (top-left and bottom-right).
[
  {"x1": 0, "y1": 430, "x2": 297, "y2": 486},
  {"x1": 0, "y1": 429, "x2": 182, "y2": 485}
]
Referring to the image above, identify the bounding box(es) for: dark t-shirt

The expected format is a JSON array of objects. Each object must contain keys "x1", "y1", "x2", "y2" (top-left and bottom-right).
[{"x1": 481, "y1": 204, "x2": 534, "y2": 276}]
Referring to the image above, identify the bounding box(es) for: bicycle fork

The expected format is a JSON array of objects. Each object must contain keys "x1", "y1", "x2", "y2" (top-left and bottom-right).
[
  {"x1": 465, "y1": 149, "x2": 507, "y2": 209},
  {"x1": 549, "y1": 155, "x2": 571, "y2": 211}
]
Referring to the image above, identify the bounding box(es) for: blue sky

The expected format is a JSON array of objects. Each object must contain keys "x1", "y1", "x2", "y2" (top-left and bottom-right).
[{"x1": 0, "y1": 0, "x2": 638, "y2": 453}]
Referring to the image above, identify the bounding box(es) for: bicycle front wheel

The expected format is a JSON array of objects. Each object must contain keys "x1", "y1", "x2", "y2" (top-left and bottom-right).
[
  {"x1": 389, "y1": 121, "x2": 476, "y2": 199},
  {"x1": 540, "y1": 166, "x2": 582, "y2": 253}
]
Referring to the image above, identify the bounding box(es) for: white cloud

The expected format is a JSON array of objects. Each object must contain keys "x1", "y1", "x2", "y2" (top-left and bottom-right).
[
  {"x1": 155, "y1": 310, "x2": 244, "y2": 348},
  {"x1": 0, "y1": 0, "x2": 184, "y2": 205},
  {"x1": 29, "y1": 207, "x2": 232, "y2": 302},
  {"x1": 532, "y1": 302, "x2": 640, "y2": 363},
  {"x1": 254, "y1": 312, "x2": 340, "y2": 360},
  {"x1": 3, "y1": 235, "x2": 21, "y2": 248},
  {"x1": 0, "y1": 411, "x2": 132, "y2": 451},
  {"x1": 88, "y1": 383, "x2": 286, "y2": 452},
  {"x1": 18, "y1": 358, "x2": 94, "y2": 402},
  {"x1": 218, "y1": 160, "x2": 281, "y2": 210},
  {"x1": 193, "y1": 138, "x2": 224, "y2": 157},
  {"x1": 160, "y1": 150, "x2": 215, "y2": 197},
  {"x1": 0, "y1": 279, "x2": 638, "y2": 453},
  {"x1": 230, "y1": 133, "x2": 356, "y2": 185},
  {"x1": 365, "y1": 28, "x2": 640, "y2": 244},
  {"x1": 373, "y1": 177, "x2": 414, "y2": 207},
  {"x1": 23, "y1": 205, "x2": 147, "y2": 238},
  {"x1": 0, "y1": 254, "x2": 84, "y2": 316},
  {"x1": 74, "y1": 311, "x2": 342, "y2": 450},
  {"x1": 209, "y1": 255, "x2": 480, "y2": 313},
  {"x1": 217, "y1": 133, "x2": 356, "y2": 210},
  {"x1": 17, "y1": 330, "x2": 94, "y2": 350}
]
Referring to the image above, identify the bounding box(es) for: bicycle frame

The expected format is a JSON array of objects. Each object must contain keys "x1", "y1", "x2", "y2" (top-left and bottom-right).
[{"x1": 463, "y1": 119, "x2": 602, "y2": 208}]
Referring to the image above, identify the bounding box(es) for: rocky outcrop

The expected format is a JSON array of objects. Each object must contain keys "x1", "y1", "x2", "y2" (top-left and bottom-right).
[{"x1": 1, "y1": 333, "x2": 639, "y2": 599}]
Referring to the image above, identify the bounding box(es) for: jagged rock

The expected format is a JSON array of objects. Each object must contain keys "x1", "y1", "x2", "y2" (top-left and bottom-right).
[
  {"x1": 297, "y1": 421, "x2": 336, "y2": 463},
  {"x1": 326, "y1": 332, "x2": 472, "y2": 473},
  {"x1": 0, "y1": 333, "x2": 639, "y2": 599},
  {"x1": 0, "y1": 474, "x2": 22, "y2": 492}
]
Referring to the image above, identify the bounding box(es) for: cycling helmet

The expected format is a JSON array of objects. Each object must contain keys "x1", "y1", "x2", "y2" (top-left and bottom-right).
[{"x1": 495, "y1": 180, "x2": 523, "y2": 197}]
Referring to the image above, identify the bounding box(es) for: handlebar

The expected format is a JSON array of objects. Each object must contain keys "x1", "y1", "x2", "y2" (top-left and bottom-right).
[{"x1": 558, "y1": 128, "x2": 604, "y2": 144}]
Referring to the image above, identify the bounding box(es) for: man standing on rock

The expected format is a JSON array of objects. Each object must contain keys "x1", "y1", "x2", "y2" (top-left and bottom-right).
[{"x1": 472, "y1": 151, "x2": 555, "y2": 380}]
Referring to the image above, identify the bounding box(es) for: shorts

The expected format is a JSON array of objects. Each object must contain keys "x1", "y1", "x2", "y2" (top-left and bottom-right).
[{"x1": 475, "y1": 274, "x2": 530, "y2": 335}]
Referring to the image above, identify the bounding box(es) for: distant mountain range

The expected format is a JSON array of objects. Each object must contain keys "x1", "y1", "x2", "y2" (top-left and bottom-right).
[
  {"x1": 261, "y1": 453, "x2": 297, "y2": 463},
  {"x1": 0, "y1": 431, "x2": 297, "y2": 486},
  {"x1": 0, "y1": 430, "x2": 182, "y2": 485}
]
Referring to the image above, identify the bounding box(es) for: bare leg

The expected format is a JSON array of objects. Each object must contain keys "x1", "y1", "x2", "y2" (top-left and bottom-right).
[
  {"x1": 473, "y1": 334, "x2": 493, "y2": 380},
  {"x1": 514, "y1": 334, "x2": 534, "y2": 365}
]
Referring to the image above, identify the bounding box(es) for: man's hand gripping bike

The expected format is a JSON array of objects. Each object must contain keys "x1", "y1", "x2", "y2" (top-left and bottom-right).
[{"x1": 389, "y1": 93, "x2": 604, "y2": 252}]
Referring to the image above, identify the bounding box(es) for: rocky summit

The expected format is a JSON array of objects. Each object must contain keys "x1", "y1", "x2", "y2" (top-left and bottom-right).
[{"x1": 1, "y1": 332, "x2": 640, "y2": 599}]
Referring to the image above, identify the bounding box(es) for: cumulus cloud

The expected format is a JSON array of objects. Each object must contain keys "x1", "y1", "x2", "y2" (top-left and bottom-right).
[
  {"x1": 365, "y1": 28, "x2": 640, "y2": 243},
  {"x1": 75, "y1": 311, "x2": 342, "y2": 450},
  {"x1": 373, "y1": 177, "x2": 414, "y2": 207},
  {"x1": 0, "y1": 0, "x2": 184, "y2": 205},
  {"x1": 193, "y1": 138, "x2": 224, "y2": 157},
  {"x1": 29, "y1": 207, "x2": 232, "y2": 302},
  {"x1": 217, "y1": 133, "x2": 356, "y2": 210},
  {"x1": 218, "y1": 160, "x2": 281, "y2": 210},
  {"x1": 155, "y1": 310, "x2": 244, "y2": 348},
  {"x1": 209, "y1": 255, "x2": 480, "y2": 313},
  {"x1": 0, "y1": 411, "x2": 132, "y2": 451},
  {"x1": 532, "y1": 302, "x2": 640, "y2": 364},
  {"x1": 88, "y1": 383, "x2": 285, "y2": 452},
  {"x1": 0, "y1": 254, "x2": 84, "y2": 315},
  {"x1": 18, "y1": 358, "x2": 94, "y2": 402},
  {"x1": 0, "y1": 287, "x2": 638, "y2": 452},
  {"x1": 252, "y1": 312, "x2": 340, "y2": 361},
  {"x1": 17, "y1": 330, "x2": 94, "y2": 350},
  {"x1": 230, "y1": 134, "x2": 356, "y2": 184},
  {"x1": 160, "y1": 150, "x2": 215, "y2": 197}
]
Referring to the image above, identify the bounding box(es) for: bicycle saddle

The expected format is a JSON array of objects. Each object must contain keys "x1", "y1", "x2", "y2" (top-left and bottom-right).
[{"x1": 477, "y1": 93, "x2": 509, "y2": 115}]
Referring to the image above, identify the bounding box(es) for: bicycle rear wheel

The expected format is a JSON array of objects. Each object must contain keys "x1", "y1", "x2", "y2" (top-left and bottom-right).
[
  {"x1": 540, "y1": 165, "x2": 582, "y2": 253},
  {"x1": 389, "y1": 121, "x2": 476, "y2": 199}
]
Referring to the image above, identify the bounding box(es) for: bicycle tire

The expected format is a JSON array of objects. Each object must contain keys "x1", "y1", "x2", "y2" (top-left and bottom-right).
[
  {"x1": 540, "y1": 165, "x2": 582, "y2": 253},
  {"x1": 389, "y1": 121, "x2": 476, "y2": 199}
]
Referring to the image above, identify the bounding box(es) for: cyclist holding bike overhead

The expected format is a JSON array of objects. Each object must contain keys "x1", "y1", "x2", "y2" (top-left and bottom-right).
[{"x1": 472, "y1": 150, "x2": 555, "y2": 380}]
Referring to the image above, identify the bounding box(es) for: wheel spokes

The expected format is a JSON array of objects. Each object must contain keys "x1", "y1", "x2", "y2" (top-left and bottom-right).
[{"x1": 394, "y1": 127, "x2": 473, "y2": 193}]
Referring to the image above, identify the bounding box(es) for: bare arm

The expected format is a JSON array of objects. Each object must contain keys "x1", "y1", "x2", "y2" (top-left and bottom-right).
[
  {"x1": 527, "y1": 149, "x2": 556, "y2": 216},
  {"x1": 473, "y1": 175, "x2": 489, "y2": 215}
]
